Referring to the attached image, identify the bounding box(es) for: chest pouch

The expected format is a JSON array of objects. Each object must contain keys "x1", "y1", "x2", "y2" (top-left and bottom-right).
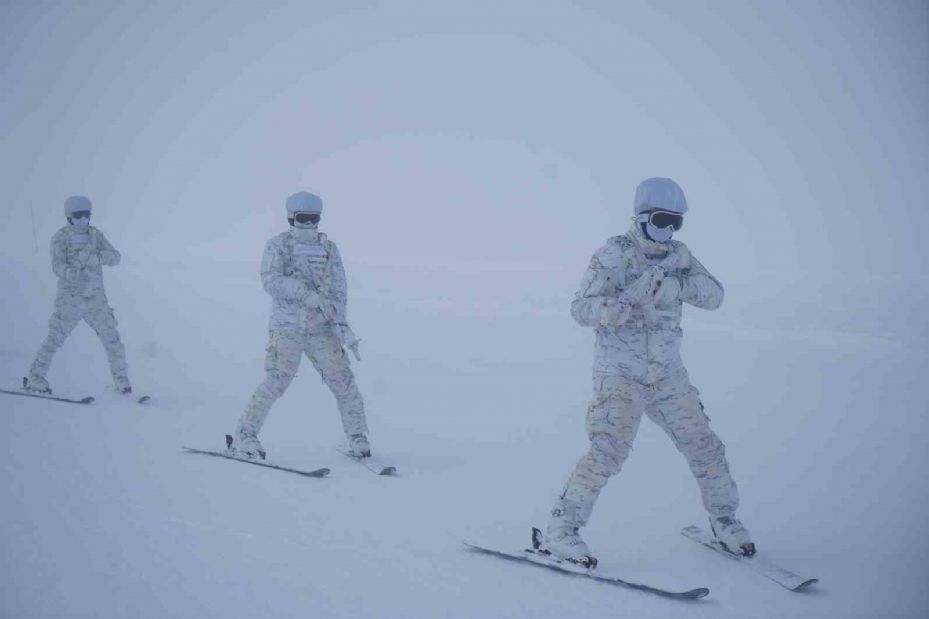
[{"x1": 286, "y1": 236, "x2": 331, "y2": 294}]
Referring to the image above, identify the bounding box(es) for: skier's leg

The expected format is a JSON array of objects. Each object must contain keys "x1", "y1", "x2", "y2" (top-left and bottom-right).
[
  {"x1": 83, "y1": 302, "x2": 130, "y2": 392},
  {"x1": 645, "y1": 369, "x2": 753, "y2": 554},
  {"x1": 305, "y1": 330, "x2": 368, "y2": 449},
  {"x1": 26, "y1": 299, "x2": 82, "y2": 392},
  {"x1": 545, "y1": 375, "x2": 646, "y2": 561},
  {"x1": 645, "y1": 369, "x2": 739, "y2": 518},
  {"x1": 234, "y1": 331, "x2": 303, "y2": 455}
]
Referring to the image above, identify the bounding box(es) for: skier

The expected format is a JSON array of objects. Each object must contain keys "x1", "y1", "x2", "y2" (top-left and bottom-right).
[
  {"x1": 23, "y1": 196, "x2": 132, "y2": 395},
  {"x1": 228, "y1": 191, "x2": 371, "y2": 460},
  {"x1": 542, "y1": 178, "x2": 754, "y2": 566}
]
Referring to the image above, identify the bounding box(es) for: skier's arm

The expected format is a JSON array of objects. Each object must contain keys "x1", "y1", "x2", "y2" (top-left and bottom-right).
[
  {"x1": 93, "y1": 229, "x2": 121, "y2": 267},
  {"x1": 571, "y1": 249, "x2": 613, "y2": 326},
  {"x1": 570, "y1": 246, "x2": 636, "y2": 327},
  {"x1": 326, "y1": 241, "x2": 361, "y2": 360},
  {"x1": 260, "y1": 240, "x2": 311, "y2": 302},
  {"x1": 327, "y1": 241, "x2": 348, "y2": 323},
  {"x1": 678, "y1": 255, "x2": 724, "y2": 310},
  {"x1": 50, "y1": 232, "x2": 66, "y2": 278}
]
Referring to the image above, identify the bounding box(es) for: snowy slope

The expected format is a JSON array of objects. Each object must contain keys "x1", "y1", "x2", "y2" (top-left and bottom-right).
[{"x1": 1, "y1": 250, "x2": 927, "y2": 619}]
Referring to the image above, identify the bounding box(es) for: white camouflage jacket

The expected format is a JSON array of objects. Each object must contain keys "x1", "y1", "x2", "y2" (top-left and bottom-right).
[
  {"x1": 571, "y1": 223, "x2": 724, "y2": 383},
  {"x1": 261, "y1": 228, "x2": 349, "y2": 334},
  {"x1": 50, "y1": 225, "x2": 121, "y2": 302}
]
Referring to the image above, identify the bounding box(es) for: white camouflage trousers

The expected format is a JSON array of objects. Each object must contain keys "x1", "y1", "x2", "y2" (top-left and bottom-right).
[
  {"x1": 552, "y1": 368, "x2": 739, "y2": 528},
  {"x1": 237, "y1": 329, "x2": 367, "y2": 439},
  {"x1": 30, "y1": 295, "x2": 128, "y2": 384}
]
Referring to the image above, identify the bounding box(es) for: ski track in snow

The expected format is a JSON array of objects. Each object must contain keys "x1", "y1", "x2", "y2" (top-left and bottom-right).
[{"x1": 1, "y1": 254, "x2": 928, "y2": 619}]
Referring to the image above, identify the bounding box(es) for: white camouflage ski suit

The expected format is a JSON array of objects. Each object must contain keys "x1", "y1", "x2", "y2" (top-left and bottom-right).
[
  {"x1": 236, "y1": 228, "x2": 367, "y2": 441},
  {"x1": 550, "y1": 223, "x2": 739, "y2": 531},
  {"x1": 29, "y1": 226, "x2": 129, "y2": 387}
]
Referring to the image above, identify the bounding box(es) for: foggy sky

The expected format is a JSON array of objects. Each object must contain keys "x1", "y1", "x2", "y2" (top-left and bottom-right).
[{"x1": 2, "y1": 1, "x2": 927, "y2": 282}]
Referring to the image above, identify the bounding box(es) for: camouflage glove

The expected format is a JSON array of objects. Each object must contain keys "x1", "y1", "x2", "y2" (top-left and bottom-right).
[
  {"x1": 652, "y1": 275, "x2": 682, "y2": 305},
  {"x1": 622, "y1": 267, "x2": 663, "y2": 306},
  {"x1": 659, "y1": 245, "x2": 691, "y2": 273},
  {"x1": 79, "y1": 249, "x2": 101, "y2": 269},
  {"x1": 598, "y1": 298, "x2": 629, "y2": 326},
  {"x1": 303, "y1": 288, "x2": 322, "y2": 308}
]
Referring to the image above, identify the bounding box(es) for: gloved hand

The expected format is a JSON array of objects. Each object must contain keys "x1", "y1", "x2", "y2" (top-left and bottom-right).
[
  {"x1": 652, "y1": 275, "x2": 682, "y2": 305},
  {"x1": 622, "y1": 267, "x2": 663, "y2": 305},
  {"x1": 598, "y1": 298, "x2": 627, "y2": 326},
  {"x1": 338, "y1": 324, "x2": 362, "y2": 361},
  {"x1": 80, "y1": 250, "x2": 101, "y2": 269},
  {"x1": 659, "y1": 245, "x2": 691, "y2": 273},
  {"x1": 303, "y1": 289, "x2": 322, "y2": 308},
  {"x1": 99, "y1": 250, "x2": 120, "y2": 267}
]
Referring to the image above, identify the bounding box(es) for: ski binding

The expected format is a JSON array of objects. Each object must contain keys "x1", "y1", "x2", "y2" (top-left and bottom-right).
[
  {"x1": 2, "y1": 384, "x2": 94, "y2": 405},
  {"x1": 182, "y1": 437, "x2": 330, "y2": 479},
  {"x1": 463, "y1": 528, "x2": 709, "y2": 600},
  {"x1": 682, "y1": 525, "x2": 818, "y2": 591},
  {"x1": 337, "y1": 447, "x2": 397, "y2": 475}
]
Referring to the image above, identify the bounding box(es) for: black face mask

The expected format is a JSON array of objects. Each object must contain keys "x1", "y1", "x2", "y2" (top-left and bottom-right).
[{"x1": 293, "y1": 212, "x2": 321, "y2": 225}]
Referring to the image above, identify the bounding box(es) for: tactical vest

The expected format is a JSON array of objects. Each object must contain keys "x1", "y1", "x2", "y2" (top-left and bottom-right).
[
  {"x1": 66, "y1": 228, "x2": 92, "y2": 261},
  {"x1": 283, "y1": 232, "x2": 333, "y2": 298}
]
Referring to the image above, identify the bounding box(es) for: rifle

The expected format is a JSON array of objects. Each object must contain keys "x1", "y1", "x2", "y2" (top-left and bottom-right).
[
  {"x1": 300, "y1": 244, "x2": 362, "y2": 361},
  {"x1": 318, "y1": 301, "x2": 362, "y2": 361}
]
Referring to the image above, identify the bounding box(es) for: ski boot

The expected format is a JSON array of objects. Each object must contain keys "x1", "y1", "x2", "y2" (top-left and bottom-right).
[
  {"x1": 348, "y1": 433, "x2": 371, "y2": 458},
  {"x1": 538, "y1": 524, "x2": 598, "y2": 568},
  {"x1": 539, "y1": 496, "x2": 598, "y2": 567},
  {"x1": 23, "y1": 374, "x2": 51, "y2": 394},
  {"x1": 114, "y1": 376, "x2": 132, "y2": 395},
  {"x1": 226, "y1": 430, "x2": 266, "y2": 460},
  {"x1": 710, "y1": 515, "x2": 756, "y2": 556}
]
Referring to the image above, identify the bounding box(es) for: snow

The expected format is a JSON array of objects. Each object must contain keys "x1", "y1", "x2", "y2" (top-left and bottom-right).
[
  {"x1": 2, "y1": 251, "x2": 927, "y2": 619},
  {"x1": 3, "y1": 1, "x2": 928, "y2": 616}
]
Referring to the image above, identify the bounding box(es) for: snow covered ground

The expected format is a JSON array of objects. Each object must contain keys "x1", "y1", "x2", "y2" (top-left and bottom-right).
[{"x1": 2, "y1": 249, "x2": 927, "y2": 619}]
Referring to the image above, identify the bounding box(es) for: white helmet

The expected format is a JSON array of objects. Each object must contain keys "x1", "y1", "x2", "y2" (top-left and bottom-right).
[
  {"x1": 64, "y1": 195, "x2": 92, "y2": 217},
  {"x1": 633, "y1": 178, "x2": 688, "y2": 215},
  {"x1": 633, "y1": 178, "x2": 687, "y2": 242},
  {"x1": 285, "y1": 191, "x2": 323, "y2": 216}
]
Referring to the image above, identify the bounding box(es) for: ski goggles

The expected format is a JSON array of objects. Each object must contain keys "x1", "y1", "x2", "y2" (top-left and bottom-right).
[
  {"x1": 70, "y1": 210, "x2": 91, "y2": 219},
  {"x1": 293, "y1": 212, "x2": 321, "y2": 225},
  {"x1": 642, "y1": 210, "x2": 683, "y2": 230}
]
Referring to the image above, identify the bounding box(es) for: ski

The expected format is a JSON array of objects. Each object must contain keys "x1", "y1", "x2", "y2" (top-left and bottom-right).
[
  {"x1": 681, "y1": 525, "x2": 818, "y2": 591},
  {"x1": 182, "y1": 444, "x2": 330, "y2": 479},
  {"x1": 111, "y1": 387, "x2": 151, "y2": 405},
  {"x1": 337, "y1": 447, "x2": 397, "y2": 475},
  {"x1": 1, "y1": 387, "x2": 94, "y2": 405},
  {"x1": 463, "y1": 528, "x2": 709, "y2": 600}
]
